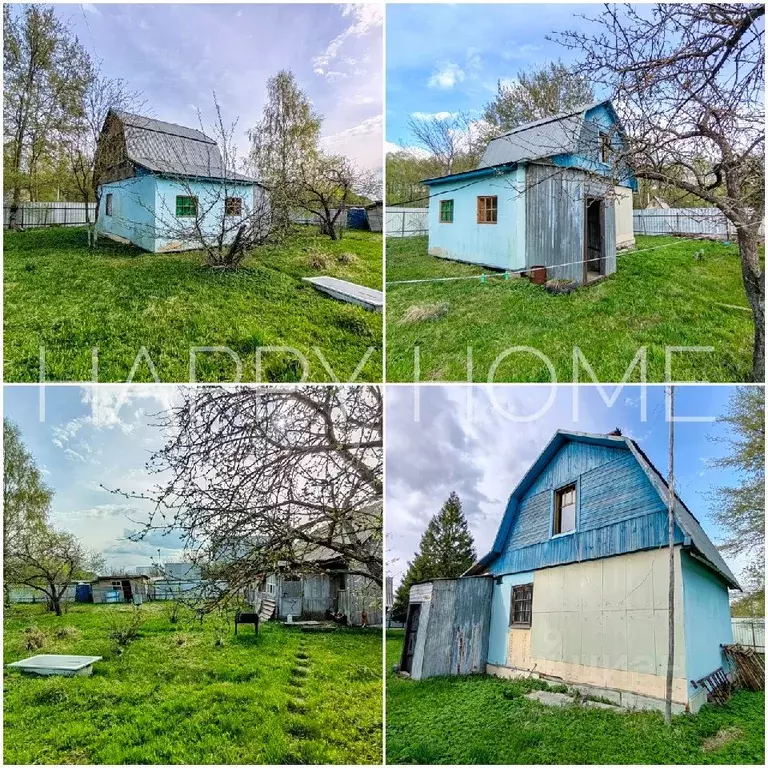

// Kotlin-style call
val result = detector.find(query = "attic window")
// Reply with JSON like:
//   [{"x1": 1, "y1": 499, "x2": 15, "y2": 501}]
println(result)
[
  {"x1": 477, "y1": 196, "x2": 497, "y2": 224},
  {"x1": 176, "y1": 195, "x2": 198, "y2": 218},
  {"x1": 225, "y1": 197, "x2": 243, "y2": 216},
  {"x1": 599, "y1": 132, "x2": 611, "y2": 163},
  {"x1": 439, "y1": 199, "x2": 454, "y2": 223},
  {"x1": 553, "y1": 483, "x2": 577, "y2": 535},
  {"x1": 510, "y1": 583, "x2": 533, "y2": 627}
]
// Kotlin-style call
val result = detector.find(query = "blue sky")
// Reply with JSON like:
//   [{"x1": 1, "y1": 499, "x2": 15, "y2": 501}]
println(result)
[
  {"x1": 4, "y1": 385, "x2": 185, "y2": 572},
  {"x1": 42, "y1": 3, "x2": 383, "y2": 169},
  {"x1": 386, "y1": 385, "x2": 755, "y2": 589},
  {"x1": 385, "y1": 3, "x2": 610, "y2": 150}
]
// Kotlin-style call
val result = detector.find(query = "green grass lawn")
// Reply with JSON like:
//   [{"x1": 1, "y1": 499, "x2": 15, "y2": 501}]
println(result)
[
  {"x1": 4, "y1": 226, "x2": 382, "y2": 382},
  {"x1": 385, "y1": 631, "x2": 764, "y2": 765},
  {"x1": 385, "y1": 236, "x2": 758, "y2": 382},
  {"x1": 4, "y1": 603, "x2": 382, "y2": 764}
]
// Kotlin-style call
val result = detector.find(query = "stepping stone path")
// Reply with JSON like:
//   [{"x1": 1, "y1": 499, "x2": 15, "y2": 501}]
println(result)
[{"x1": 284, "y1": 639, "x2": 313, "y2": 741}]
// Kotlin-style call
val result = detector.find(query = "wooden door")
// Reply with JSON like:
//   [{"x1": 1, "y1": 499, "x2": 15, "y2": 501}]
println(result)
[
  {"x1": 585, "y1": 198, "x2": 603, "y2": 278},
  {"x1": 401, "y1": 603, "x2": 421, "y2": 673}
]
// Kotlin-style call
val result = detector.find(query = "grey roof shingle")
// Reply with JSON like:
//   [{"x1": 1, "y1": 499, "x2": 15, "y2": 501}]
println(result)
[
  {"x1": 114, "y1": 110, "x2": 257, "y2": 183},
  {"x1": 477, "y1": 101, "x2": 605, "y2": 169}
]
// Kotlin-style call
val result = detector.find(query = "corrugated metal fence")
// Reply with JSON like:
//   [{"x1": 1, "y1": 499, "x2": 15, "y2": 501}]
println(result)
[
  {"x1": 387, "y1": 207, "x2": 428, "y2": 237},
  {"x1": 4, "y1": 202, "x2": 96, "y2": 229},
  {"x1": 634, "y1": 208, "x2": 739, "y2": 238},
  {"x1": 732, "y1": 618, "x2": 765, "y2": 652}
]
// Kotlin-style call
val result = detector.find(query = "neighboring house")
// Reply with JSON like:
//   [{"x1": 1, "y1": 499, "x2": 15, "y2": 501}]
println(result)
[
  {"x1": 94, "y1": 110, "x2": 267, "y2": 253},
  {"x1": 252, "y1": 502, "x2": 383, "y2": 626},
  {"x1": 422, "y1": 101, "x2": 637, "y2": 284},
  {"x1": 91, "y1": 574, "x2": 152, "y2": 604},
  {"x1": 402, "y1": 430, "x2": 738, "y2": 714}
]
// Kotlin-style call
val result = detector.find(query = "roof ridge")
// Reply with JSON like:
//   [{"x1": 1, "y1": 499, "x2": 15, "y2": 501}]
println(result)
[
  {"x1": 114, "y1": 110, "x2": 216, "y2": 144},
  {"x1": 490, "y1": 100, "x2": 607, "y2": 141}
]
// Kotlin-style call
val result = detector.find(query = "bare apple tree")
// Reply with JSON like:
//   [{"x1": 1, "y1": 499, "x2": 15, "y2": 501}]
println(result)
[
  {"x1": 145, "y1": 97, "x2": 274, "y2": 268},
  {"x1": 557, "y1": 3, "x2": 765, "y2": 380},
  {"x1": 297, "y1": 153, "x2": 380, "y2": 240},
  {"x1": 112, "y1": 386, "x2": 383, "y2": 611}
]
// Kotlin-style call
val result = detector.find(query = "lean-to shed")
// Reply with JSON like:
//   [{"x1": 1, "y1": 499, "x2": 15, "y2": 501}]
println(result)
[{"x1": 422, "y1": 101, "x2": 637, "y2": 285}]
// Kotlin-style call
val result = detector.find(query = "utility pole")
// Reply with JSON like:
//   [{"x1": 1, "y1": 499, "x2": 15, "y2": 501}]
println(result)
[{"x1": 665, "y1": 384, "x2": 675, "y2": 725}]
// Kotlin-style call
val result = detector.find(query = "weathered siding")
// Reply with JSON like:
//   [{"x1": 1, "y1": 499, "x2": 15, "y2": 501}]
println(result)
[
  {"x1": 427, "y1": 168, "x2": 526, "y2": 271},
  {"x1": 615, "y1": 186, "x2": 635, "y2": 249},
  {"x1": 524, "y1": 164, "x2": 584, "y2": 282},
  {"x1": 487, "y1": 571, "x2": 535, "y2": 665},
  {"x1": 407, "y1": 577, "x2": 492, "y2": 680},
  {"x1": 494, "y1": 442, "x2": 675, "y2": 576}
]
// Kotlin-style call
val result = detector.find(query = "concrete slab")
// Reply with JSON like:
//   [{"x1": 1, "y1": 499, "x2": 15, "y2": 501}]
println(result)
[
  {"x1": 302, "y1": 276, "x2": 383, "y2": 312},
  {"x1": 525, "y1": 690, "x2": 575, "y2": 707},
  {"x1": 6, "y1": 654, "x2": 102, "y2": 677}
]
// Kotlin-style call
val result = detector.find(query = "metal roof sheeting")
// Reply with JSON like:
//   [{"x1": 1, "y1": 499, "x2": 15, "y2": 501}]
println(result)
[{"x1": 114, "y1": 110, "x2": 258, "y2": 183}]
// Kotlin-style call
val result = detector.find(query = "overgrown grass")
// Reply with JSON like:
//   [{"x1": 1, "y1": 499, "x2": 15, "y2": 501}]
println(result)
[
  {"x1": 4, "y1": 603, "x2": 382, "y2": 764},
  {"x1": 385, "y1": 631, "x2": 764, "y2": 765},
  {"x1": 385, "y1": 236, "x2": 759, "y2": 382},
  {"x1": 4, "y1": 226, "x2": 382, "y2": 382}
]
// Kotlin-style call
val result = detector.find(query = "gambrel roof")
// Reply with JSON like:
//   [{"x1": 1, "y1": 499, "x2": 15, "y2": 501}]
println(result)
[
  {"x1": 477, "y1": 101, "x2": 618, "y2": 168},
  {"x1": 467, "y1": 430, "x2": 740, "y2": 589},
  {"x1": 103, "y1": 110, "x2": 257, "y2": 183}
]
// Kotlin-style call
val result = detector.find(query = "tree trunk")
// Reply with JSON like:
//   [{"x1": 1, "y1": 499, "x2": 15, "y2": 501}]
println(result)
[
  {"x1": 737, "y1": 228, "x2": 765, "y2": 382},
  {"x1": 51, "y1": 595, "x2": 62, "y2": 616}
]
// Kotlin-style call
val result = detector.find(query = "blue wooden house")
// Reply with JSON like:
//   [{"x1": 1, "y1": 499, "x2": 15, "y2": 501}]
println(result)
[
  {"x1": 94, "y1": 111, "x2": 266, "y2": 253},
  {"x1": 421, "y1": 101, "x2": 637, "y2": 284},
  {"x1": 402, "y1": 430, "x2": 739, "y2": 714}
]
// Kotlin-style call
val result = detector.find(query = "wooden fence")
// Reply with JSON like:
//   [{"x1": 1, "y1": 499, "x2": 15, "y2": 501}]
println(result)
[{"x1": 4, "y1": 201, "x2": 97, "y2": 229}]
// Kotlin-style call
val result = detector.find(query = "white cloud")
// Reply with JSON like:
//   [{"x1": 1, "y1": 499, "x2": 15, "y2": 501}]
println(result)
[
  {"x1": 81, "y1": 3, "x2": 100, "y2": 15},
  {"x1": 385, "y1": 141, "x2": 431, "y2": 159},
  {"x1": 313, "y1": 3, "x2": 383, "y2": 80},
  {"x1": 321, "y1": 115, "x2": 383, "y2": 170},
  {"x1": 411, "y1": 111, "x2": 458, "y2": 121},
  {"x1": 427, "y1": 62, "x2": 465, "y2": 89}
]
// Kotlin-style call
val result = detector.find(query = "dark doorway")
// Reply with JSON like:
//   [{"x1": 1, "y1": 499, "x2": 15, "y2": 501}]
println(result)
[
  {"x1": 121, "y1": 579, "x2": 133, "y2": 603},
  {"x1": 400, "y1": 603, "x2": 421, "y2": 674},
  {"x1": 584, "y1": 197, "x2": 604, "y2": 282}
]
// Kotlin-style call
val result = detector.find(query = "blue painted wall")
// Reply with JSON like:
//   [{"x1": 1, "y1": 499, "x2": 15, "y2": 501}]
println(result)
[
  {"x1": 489, "y1": 441, "x2": 684, "y2": 576},
  {"x1": 153, "y1": 177, "x2": 256, "y2": 253},
  {"x1": 427, "y1": 166, "x2": 526, "y2": 270},
  {"x1": 487, "y1": 571, "x2": 534, "y2": 665},
  {"x1": 682, "y1": 551, "x2": 733, "y2": 689},
  {"x1": 97, "y1": 174, "x2": 257, "y2": 253},
  {"x1": 97, "y1": 174, "x2": 157, "y2": 251}
]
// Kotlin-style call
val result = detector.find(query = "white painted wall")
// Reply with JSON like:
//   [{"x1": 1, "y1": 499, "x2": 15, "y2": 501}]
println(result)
[{"x1": 615, "y1": 186, "x2": 635, "y2": 249}]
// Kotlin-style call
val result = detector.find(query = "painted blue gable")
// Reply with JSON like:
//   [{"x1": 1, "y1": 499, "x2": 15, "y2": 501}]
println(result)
[
  {"x1": 551, "y1": 103, "x2": 637, "y2": 190},
  {"x1": 486, "y1": 436, "x2": 685, "y2": 576}
]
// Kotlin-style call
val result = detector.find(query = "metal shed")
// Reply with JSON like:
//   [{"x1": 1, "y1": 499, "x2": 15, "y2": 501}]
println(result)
[{"x1": 400, "y1": 576, "x2": 493, "y2": 681}]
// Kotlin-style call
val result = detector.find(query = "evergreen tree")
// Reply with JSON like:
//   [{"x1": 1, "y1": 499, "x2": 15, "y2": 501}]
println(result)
[{"x1": 391, "y1": 491, "x2": 476, "y2": 622}]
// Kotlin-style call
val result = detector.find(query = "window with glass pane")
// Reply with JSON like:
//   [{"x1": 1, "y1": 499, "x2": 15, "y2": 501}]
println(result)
[
  {"x1": 440, "y1": 199, "x2": 454, "y2": 223},
  {"x1": 105, "y1": 193, "x2": 113, "y2": 216},
  {"x1": 554, "y1": 483, "x2": 577, "y2": 534},
  {"x1": 477, "y1": 195, "x2": 497, "y2": 224},
  {"x1": 510, "y1": 583, "x2": 533, "y2": 627},
  {"x1": 176, "y1": 195, "x2": 198, "y2": 217}
]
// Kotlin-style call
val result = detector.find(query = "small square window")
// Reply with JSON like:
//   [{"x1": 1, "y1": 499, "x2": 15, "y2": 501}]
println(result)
[
  {"x1": 477, "y1": 196, "x2": 497, "y2": 224},
  {"x1": 510, "y1": 583, "x2": 533, "y2": 627},
  {"x1": 554, "y1": 483, "x2": 577, "y2": 535},
  {"x1": 225, "y1": 197, "x2": 243, "y2": 216},
  {"x1": 176, "y1": 195, "x2": 198, "y2": 218},
  {"x1": 439, "y1": 199, "x2": 454, "y2": 223},
  {"x1": 105, "y1": 193, "x2": 113, "y2": 216}
]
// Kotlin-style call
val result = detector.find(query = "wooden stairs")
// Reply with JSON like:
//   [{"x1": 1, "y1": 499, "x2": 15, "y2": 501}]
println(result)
[{"x1": 257, "y1": 596, "x2": 276, "y2": 623}]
